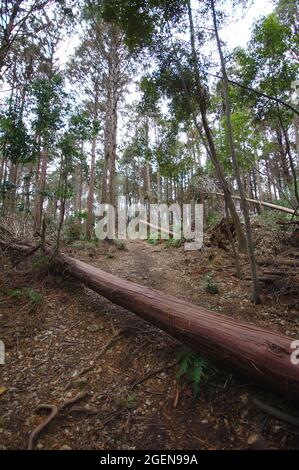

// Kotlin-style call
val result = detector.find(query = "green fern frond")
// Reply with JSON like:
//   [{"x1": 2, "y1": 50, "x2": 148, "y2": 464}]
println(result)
[{"x1": 176, "y1": 348, "x2": 217, "y2": 397}]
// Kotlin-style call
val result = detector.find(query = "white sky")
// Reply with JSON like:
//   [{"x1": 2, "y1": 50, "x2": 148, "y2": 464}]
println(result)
[{"x1": 221, "y1": 0, "x2": 275, "y2": 49}]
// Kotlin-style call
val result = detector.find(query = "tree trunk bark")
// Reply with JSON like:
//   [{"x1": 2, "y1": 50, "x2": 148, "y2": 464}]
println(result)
[
  {"x1": 255, "y1": 159, "x2": 263, "y2": 213},
  {"x1": 24, "y1": 161, "x2": 34, "y2": 212},
  {"x1": 294, "y1": 116, "x2": 299, "y2": 165},
  {"x1": 34, "y1": 146, "x2": 48, "y2": 234},
  {"x1": 102, "y1": 28, "x2": 121, "y2": 206},
  {"x1": 86, "y1": 135, "x2": 97, "y2": 240}
]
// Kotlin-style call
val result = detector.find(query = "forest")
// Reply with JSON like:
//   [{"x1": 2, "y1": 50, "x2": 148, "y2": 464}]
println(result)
[{"x1": 0, "y1": 0, "x2": 299, "y2": 453}]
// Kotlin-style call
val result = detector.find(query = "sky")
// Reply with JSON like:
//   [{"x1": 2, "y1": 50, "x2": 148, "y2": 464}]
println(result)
[{"x1": 221, "y1": 0, "x2": 274, "y2": 49}]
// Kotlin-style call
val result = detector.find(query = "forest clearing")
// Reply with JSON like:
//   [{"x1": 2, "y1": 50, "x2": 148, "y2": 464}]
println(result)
[{"x1": 0, "y1": 0, "x2": 299, "y2": 455}]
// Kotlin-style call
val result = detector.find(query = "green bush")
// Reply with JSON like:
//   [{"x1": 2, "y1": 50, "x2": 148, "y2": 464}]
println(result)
[
  {"x1": 202, "y1": 274, "x2": 219, "y2": 294},
  {"x1": 65, "y1": 218, "x2": 83, "y2": 243}
]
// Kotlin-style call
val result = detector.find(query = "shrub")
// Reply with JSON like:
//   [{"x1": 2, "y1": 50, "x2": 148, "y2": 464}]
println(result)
[{"x1": 202, "y1": 274, "x2": 219, "y2": 294}]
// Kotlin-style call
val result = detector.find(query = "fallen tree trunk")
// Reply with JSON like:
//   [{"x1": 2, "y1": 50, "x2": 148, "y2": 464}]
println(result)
[
  {"x1": 58, "y1": 252, "x2": 299, "y2": 402},
  {"x1": 139, "y1": 219, "x2": 175, "y2": 237},
  {"x1": 1, "y1": 221, "x2": 298, "y2": 402},
  {"x1": 210, "y1": 192, "x2": 297, "y2": 216},
  {"x1": 257, "y1": 258, "x2": 299, "y2": 268}
]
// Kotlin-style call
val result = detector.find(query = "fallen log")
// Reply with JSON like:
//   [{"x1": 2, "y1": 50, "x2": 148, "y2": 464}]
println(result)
[
  {"x1": 257, "y1": 258, "x2": 298, "y2": 268},
  {"x1": 1, "y1": 226, "x2": 298, "y2": 402},
  {"x1": 57, "y1": 252, "x2": 299, "y2": 402},
  {"x1": 139, "y1": 219, "x2": 175, "y2": 237},
  {"x1": 276, "y1": 220, "x2": 299, "y2": 226},
  {"x1": 210, "y1": 192, "x2": 297, "y2": 216}
]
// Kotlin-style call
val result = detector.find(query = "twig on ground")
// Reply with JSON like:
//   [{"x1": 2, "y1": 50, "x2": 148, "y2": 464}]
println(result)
[
  {"x1": 27, "y1": 391, "x2": 88, "y2": 450},
  {"x1": 252, "y1": 397, "x2": 299, "y2": 427},
  {"x1": 130, "y1": 360, "x2": 178, "y2": 390},
  {"x1": 28, "y1": 405, "x2": 58, "y2": 450},
  {"x1": 173, "y1": 384, "x2": 180, "y2": 408},
  {"x1": 77, "y1": 328, "x2": 128, "y2": 377}
]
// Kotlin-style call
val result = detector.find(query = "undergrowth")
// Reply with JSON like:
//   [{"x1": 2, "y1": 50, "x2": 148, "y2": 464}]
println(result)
[
  {"x1": 202, "y1": 274, "x2": 219, "y2": 294},
  {"x1": 176, "y1": 348, "x2": 217, "y2": 397},
  {"x1": 7, "y1": 287, "x2": 43, "y2": 305}
]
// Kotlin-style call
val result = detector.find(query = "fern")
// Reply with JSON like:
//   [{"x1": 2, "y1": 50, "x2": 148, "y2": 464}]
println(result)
[
  {"x1": 24, "y1": 288, "x2": 43, "y2": 305},
  {"x1": 7, "y1": 289, "x2": 23, "y2": 300},
  {"x1": 176, "y1": 348, "x2": 217, "y2": 397}
]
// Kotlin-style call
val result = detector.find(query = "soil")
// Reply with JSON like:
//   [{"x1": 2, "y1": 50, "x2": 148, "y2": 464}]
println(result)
[{"x1": 0, "y1": 234, "x2": 299, "y2": 450}]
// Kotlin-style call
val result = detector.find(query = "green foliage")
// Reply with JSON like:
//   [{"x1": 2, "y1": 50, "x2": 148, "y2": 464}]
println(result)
[
  {"x1": 65, "y1": 217, "x2": 84, "y2": 243},
  {"x1": 176, "y1": 348, "x2": 217, "y2": 397},
  {"x1": 215, "y1": 109, "x2": 259, "y2": 173},
  {"x1": 118, "y1": 393, "x2": 138, "y2": 410},
  {"x1": 101, "y1": 0, "x2": 187, "y2": 51},
  {"x1": 0, "y1": 109, "x2": 32, "y2": 165},
  {"x1": 166, "y1": 238, "x2": 182, "y2": 248},
  {"x1": 233, "y1": 10, "x2": 298, "y2": 119},
  {"x1": 30, "y1": 73, "x2": 67, "y2": 144},
  {"x1": 7, "y1": 289, "x2": 23, "y2": 300},
  {"x1": 147, "y1": 236, "x2": 159, "y2": 246},
  {"x1": 202, "y1": 274, "x2": 219, "y2": 295},
  {"x1": 206, "y1": 212, "x2": 222, "y2": 228},
  {"x1": 25, "y1": 288, "x2": 43, "y2": 305},
  {"x1": 7, "y1": 288, "x2": 43, "y2": 305},
  {"x1": 257, "y1": 204, "x2": 290, "y2": 227}
]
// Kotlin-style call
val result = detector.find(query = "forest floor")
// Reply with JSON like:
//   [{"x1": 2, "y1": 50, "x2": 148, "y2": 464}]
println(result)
[{"x1": 0, "y1": 223, "x2": 299, "y2": 450}]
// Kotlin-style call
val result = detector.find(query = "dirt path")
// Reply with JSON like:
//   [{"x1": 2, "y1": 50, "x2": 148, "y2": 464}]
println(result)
[
  {"x1": 103, "y1": 240, "x2": 192, "y2": 295},
  {"x1": 0, "y1": 240, "x2": 299, "y2": 450}
]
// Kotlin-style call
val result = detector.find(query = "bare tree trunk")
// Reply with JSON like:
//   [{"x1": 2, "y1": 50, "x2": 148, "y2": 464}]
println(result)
[
  {"x1": 77, "y1": 162, "x2": 83, "y2": 215},
  {"x1": 211, "y1": 0, "x2": 260, "y2": 303},
  {"x1": 294, "y1": 116, "x2": 299, "y2": 165},
  {"x1": 255, "y1": 160, "x2": 263, "y2": 213},
  {"x1": 276, "y1": 126, "x2": 291, "y2": 187},
  {"x1": 102, "y1": 27, "x2": 121, "y2": 206},
  {"x1": 86, "y1": 135, "x2": 97, "y2": 240},
  {"x1": 56, "y1": 157, "x2": 68, "y2": 252},
  {"x1": 24, "y1": 161, "x2": 34, "y2": 212},
  {"x1": 137, "y1": 156, "x2": 144, "y2": 204},
  {"x1": 265, "y1": 157, "x2": 273, "y2": 201},
  {"x1": 34, "y1": 146, "x2": 48, "y2": 234},
  {"x1": 146, "y1": 160, "x2": 152, "y2": 204},
  {"x1": 157, "y1": 171, "x2": 162, "y2": 203},
  {"x1": 278, "y1": 117, "x2": 299, "y2": 207},
  {"x1": 6, "y1": 161, "x2": 18, "y2": 212}
]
